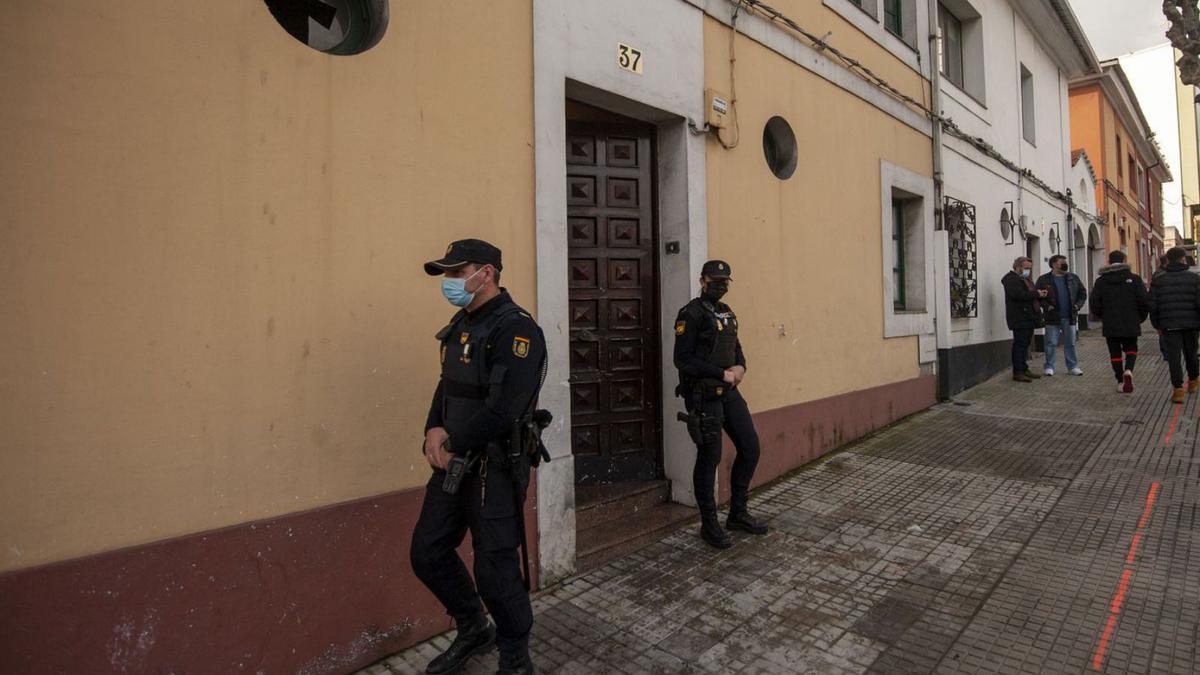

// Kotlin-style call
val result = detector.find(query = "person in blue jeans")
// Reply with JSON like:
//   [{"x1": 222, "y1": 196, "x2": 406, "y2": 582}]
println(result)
[{"x1": 1035, "y1": 254, "x2": 1088, "y2": 376}]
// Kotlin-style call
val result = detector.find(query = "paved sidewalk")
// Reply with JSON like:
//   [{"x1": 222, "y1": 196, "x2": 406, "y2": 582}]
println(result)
[{"x1": 362, "y1": 330, "x2": 1200, "y2": 674}]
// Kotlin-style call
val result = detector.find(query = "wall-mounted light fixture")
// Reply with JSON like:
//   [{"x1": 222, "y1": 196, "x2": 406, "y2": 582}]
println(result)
[{"x1": 1001, "y1": 201, "x2": 1016, "y2": 245}]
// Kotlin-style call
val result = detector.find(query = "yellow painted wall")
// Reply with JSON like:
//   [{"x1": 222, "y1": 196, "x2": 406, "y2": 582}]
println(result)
[
  {"x1": 740, "y1": 0, "x2": 929, "y2": 107},
  {"x1": 702, "y1": 16, "x2": 931, "y2": 412},
  {"x1": 0, "y1": 1, "x2": 534, "y2": 572}
]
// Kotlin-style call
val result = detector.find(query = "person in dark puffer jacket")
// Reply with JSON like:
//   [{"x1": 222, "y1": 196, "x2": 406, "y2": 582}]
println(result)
[
  {"x1": 1090, "y1": 250, "x2": 1150, "y2": 393},
  {"x1": 1149, "y1": 246, "x2": 1200, "y2": 403}
]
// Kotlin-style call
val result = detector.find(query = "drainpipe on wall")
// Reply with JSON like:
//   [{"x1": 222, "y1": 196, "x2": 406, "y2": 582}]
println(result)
[
  {"x1": 927, "y1": 0, "x2": 945, "y2": 230},
  {"x1": 928, "y1": 0, "x2": 952, "y2": 400}
]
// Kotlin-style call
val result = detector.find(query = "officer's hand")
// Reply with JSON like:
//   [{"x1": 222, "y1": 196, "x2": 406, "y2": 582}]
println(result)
[
  {"x1": 730, "y1": 365, "x2": 746, "y2": 385},
  {"x1": 424, "y1": 427, "x2": 450, "y2": 469},
  {"x1": 722, "y1": 369, "x2": 737, "y2": 385},
  {"x1": 428, "y1": 443, "x2": 452, "y2": 471}
]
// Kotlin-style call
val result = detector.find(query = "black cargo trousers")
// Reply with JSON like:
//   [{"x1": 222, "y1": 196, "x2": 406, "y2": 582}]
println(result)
[
  {"x1": 687, "y1": 387, "x2": 761, "y2": 513},
  {"x1": 409, "y1": 458, "x2": 531, "y2": 653}
]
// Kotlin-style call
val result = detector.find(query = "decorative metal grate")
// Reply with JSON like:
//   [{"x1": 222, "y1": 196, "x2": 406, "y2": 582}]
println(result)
[{"x1": 945, "y1": 197, "x2": 978, "y2": 318}]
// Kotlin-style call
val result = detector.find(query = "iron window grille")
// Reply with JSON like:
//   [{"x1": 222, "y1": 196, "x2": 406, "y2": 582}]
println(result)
[{"x1": 945, "y1": 197, "x2": 978, "y2": 318}]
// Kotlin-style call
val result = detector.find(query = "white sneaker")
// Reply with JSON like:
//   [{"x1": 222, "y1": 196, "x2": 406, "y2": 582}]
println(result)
[
  {"x1": 1118, "y1": 381, "x2": 1126, "y2": 392},
  {"x1": 1069, "y1": 368, "x2": 1084, "y2": 376},
  {"x1": 1044, "y1": 368, "x2": 1055, "y2": 376}
]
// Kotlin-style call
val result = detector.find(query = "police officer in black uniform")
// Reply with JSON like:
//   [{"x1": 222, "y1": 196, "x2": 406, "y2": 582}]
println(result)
[
  {"x1": 674, "y1": 260, "x2": 767, "y2": 549},
  {"x1": 411, "y1": 239, "x2": 545, "y2": 675}
]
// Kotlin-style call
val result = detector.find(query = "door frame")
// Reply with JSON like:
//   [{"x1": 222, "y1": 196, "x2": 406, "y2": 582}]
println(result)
[{"x1": 533, "y1": 0, "x2": 708, "y2": 584}]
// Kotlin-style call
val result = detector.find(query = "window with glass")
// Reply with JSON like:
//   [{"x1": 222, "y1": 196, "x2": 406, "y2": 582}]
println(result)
[
  {"x1": 892, "y1": 198, "x2": 906, "y2": 310},
  {"x1": 884, "y1": 0, "x2": 904, "y2": 37},
  {"x1": 1020, "y1": 65, "x2": 1035, "y2": 145},
  {"x1": 938, "y1": 4, "x2": 964, "y2": 89}
]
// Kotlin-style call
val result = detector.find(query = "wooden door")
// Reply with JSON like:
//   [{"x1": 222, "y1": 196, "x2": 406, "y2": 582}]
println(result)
[{"x1": 565, "y1": 121, "x2": 660, "y2": 485}]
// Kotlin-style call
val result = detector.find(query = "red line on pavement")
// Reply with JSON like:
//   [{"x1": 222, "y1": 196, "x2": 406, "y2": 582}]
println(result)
[
  {"x1": 1125, "y1": 533, "x2": 1143, "y2": 565},
  {"x1": 1109, "y1": 569, "x2": 1133, "y2": 613},
  {"x1": 1138, "y1": 483, "x2": 1161, "y2": 530},
  {"x1": 1090, "y1": 482, "x2": 1163, "y2": 671},
  {"x1": 1163, "y1": 405, "x2": 1182, "y2": 445},
  {"x1": 1092, "y1": 615, "x2": 1120, "y2": 671}
]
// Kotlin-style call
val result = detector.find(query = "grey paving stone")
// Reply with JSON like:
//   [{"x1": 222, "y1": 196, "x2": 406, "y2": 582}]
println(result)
[{"x1": 359, "y1": 333, "x2": 1198, "y2": 674}]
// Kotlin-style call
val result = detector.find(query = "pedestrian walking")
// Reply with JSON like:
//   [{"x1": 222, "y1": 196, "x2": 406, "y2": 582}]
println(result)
[
  {"x1": 1035, "y1": 254, "x2": 1087, "y2": 376},
  {"x1": 1154, "y1": 254, "x2": 1169, "y2": 362},
  {"x1": 1149, "y1": 246, "x2": 1200, "y2": 404},
  {"x1": 412, "y1": 239, "x2": 546, "y2": 675},
  {"x1": 1002, "y1": 256, "x2": 1048, "y2": 383},
  {"x1": 673, "y1": 260, "x2": 767, "y2": 549},
  {"x1": 1090, "y1": 250, "x2": 1150, "y2": 393}
]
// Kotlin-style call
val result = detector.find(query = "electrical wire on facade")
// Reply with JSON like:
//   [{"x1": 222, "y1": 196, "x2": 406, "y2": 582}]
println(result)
[
  {"x1": 719, "y1": 2, "x2": 742, "y2": 149},
  {"x1": 727, "y1": 0, "x2": 1076, "y2": 210}
]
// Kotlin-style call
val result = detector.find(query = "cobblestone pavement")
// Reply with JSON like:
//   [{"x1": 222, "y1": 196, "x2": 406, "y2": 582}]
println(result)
[{"x1": 362, "y1": 331, "x2": 1200, "y2": 674}]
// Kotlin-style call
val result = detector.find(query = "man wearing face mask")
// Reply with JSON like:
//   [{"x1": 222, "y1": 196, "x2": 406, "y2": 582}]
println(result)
[
  {"x1": 1034, "y1": 254, "x2": 1087, "y2": 376},
  {"x1": 411, "y1": 239, "x2": 545, "y2": 675},
  {"x1": 1002, "y1": 256, "x2": 1049, "y2": 383},
  {"x1": 673, "y1": 260, "x2": 765, "y2": 549}
]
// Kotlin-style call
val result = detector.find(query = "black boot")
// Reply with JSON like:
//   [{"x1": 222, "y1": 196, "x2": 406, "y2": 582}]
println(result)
[
  {"x1": 727, "y1": 505, "x2": 768, "y2": 535},
  {"x1": 496, "y1": 641, "x2": 536, "y2": 675},
  {"x1": 426, "y1": 615, "x2": 495, "y2": 675},
  {"x1": 700, "y1": 509, "x2": 732, "y2": 549}
]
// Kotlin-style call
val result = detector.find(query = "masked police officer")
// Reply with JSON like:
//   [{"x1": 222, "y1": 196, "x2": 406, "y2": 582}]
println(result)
[
  {"x1": 674, "y1": 260, "x2": 767, "y2": 549},
  {"x1": 411, "y1": 239, "x2": 545, "y2": 675}
]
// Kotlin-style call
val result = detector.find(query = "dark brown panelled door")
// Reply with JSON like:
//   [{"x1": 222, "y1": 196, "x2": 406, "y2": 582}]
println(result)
[{"x1": 565, "y1": 121, "x2": 660, "y2": 485}]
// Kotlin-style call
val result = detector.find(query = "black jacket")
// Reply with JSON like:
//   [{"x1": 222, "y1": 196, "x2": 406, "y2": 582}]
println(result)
[
  {"x1": 673, "y1": 296, "x2": 746, "y2": 382},
  {"x1": 1002, "y1": 270, "x2": 1043, "y2": 330},
  {"x1": 1150, "y1": 262, "x2": 1200, "y2": 331},
  {"x1": 1034, "y1": 271, "x2": 1087, "y2": 324},
  {"x1": 1090, "y1": 264, "x2": 1149, "y2": 337}
]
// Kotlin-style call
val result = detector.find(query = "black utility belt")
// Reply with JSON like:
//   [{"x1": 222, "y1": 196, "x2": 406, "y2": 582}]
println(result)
[{"x1": 681, "y1": 379, "x2": 732, "y2": 400}]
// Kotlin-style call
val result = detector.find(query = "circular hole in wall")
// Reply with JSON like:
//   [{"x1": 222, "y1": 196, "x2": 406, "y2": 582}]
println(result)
[
  {"x1": 762, "y1": 116, "x2": 798, "y2": 180},
  {"x1": 264, "y1": 0, "x2": 388, "y2": 55}
]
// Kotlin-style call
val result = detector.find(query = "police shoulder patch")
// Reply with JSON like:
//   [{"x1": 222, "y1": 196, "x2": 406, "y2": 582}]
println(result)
[
  {"x1": 513, "y1": 336, "x2": 531, "y2": 358},
  {"x1": 675, "y1": 321, "x2": 687, "y2": 335}
]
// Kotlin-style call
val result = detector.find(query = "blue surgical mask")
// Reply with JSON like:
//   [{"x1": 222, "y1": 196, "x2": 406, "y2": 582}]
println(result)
[
  {"x1": 1021, "y1": 269, "x2": 1031, "y2": 278},
  {"x1": 442, "y1": 267, "x2": 485, "y2": 307}
]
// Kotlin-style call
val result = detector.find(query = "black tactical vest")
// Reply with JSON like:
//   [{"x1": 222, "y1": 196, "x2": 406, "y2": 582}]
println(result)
[
  {"x1": 436, "y1": 300, "x2": 526, "y2": 429},
  {"x1": 701, "y1": 300, "x2": 739, "y2": 370}
]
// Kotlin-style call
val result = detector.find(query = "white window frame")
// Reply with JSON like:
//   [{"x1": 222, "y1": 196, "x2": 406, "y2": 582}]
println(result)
[
  {"x1": 1020, "y1": 63, "x2": 1036, "y2": 146},
  {"x1": 880, "y1": 160, "x2": 935, "y2": 337},
  {"x1": 937, "y1": 0, "x2": 986, "y2": 105}
]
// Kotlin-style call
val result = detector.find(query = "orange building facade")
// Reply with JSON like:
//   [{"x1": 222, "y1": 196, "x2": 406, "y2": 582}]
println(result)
[{"x1": 1069, "y1": 61, "x2": 1171, "y2": 275}]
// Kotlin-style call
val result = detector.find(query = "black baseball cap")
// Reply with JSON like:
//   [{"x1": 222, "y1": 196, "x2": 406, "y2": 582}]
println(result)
[
  {"x1": 701, "y1": 260, "x2": 732, "y2": 279},
  {"x1": 424, "y1": 239, "x2": 503, "y2": 276}
]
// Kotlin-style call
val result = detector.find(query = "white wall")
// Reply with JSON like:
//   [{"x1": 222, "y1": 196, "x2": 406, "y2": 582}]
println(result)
[
  {"x1": 938, "y1": 0, "x2": 1073, "y2": 348},
  {"x1": 1121, "y1": 44, "x2": 1183, "y2": 230}
]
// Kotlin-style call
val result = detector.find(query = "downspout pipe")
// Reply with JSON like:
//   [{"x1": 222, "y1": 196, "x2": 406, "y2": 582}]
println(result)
[
  {"x1": 928, "y1": 0, "x2": 944, "y2": 230},
  {"x1": 928, "y1": 0, "x2": 950, "y2": 399}
]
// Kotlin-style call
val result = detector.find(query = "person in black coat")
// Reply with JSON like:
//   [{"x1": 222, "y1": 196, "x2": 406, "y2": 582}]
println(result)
[
  {"x1": 1090, "y1": 250, "x2": 1150, "y2": 393},
  {"x1": 1149, "y1": 246, "x2": 1200, "y2": 402},
  {"x1": 1034, "y1": 254, "x2": 1088, "y2": 376},
  {"x1": 1002, "y1": 256, "x2": 1048, "y2": 382}
]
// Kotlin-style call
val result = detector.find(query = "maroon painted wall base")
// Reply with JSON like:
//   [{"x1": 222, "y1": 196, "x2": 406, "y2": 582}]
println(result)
[
  {"x1": 0, "y1": 477, "x2": 538, "y2": 675},
  {"x1": 720, "y1": 374, "x2": 938, "y2": 502}
]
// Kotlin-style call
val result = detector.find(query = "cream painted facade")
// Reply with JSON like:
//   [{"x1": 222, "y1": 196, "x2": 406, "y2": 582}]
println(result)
[
  {"x1": 700, "y1": 17, "x2": 933, "y2": 409},
  {"x1": 2, "y1": 0, "x2": 943, "y2": 585},
  {"x1": 1, "y1": 1, "x2": 535, "y2": 572}
]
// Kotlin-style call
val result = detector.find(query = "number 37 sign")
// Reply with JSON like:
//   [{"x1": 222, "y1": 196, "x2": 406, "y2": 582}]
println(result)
[{"x1": 617, "y1": 43, "x2": 644, "y2": 75}]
